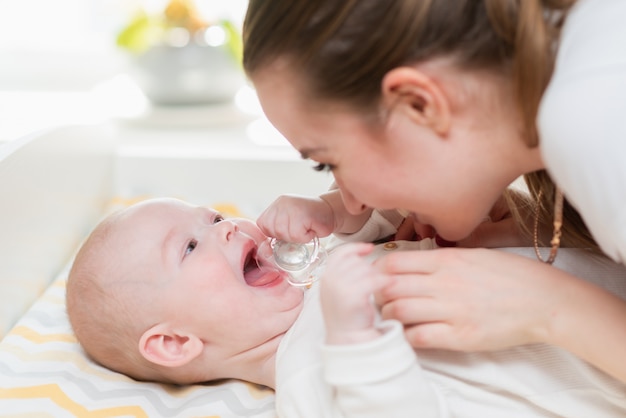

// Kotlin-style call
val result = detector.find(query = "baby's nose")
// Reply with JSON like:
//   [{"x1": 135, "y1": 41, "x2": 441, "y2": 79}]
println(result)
[{"x1": 216, "y1": 219, "x2": 239, "y2": 241}]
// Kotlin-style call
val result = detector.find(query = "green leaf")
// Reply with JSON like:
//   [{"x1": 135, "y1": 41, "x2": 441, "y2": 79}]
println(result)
[
  {"x1": 116, "y1": 13, "x2": 165, "y2": 54},
  {"x1": 221, "y1": 19, "x2": 243, "y2": 68}
]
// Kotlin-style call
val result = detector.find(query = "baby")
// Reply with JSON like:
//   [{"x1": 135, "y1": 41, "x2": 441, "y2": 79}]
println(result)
[{"x1": 67, "y1": 196, "x2": 626, "y2": 418}]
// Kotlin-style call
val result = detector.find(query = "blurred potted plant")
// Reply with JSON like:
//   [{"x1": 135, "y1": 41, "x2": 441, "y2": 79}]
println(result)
[{"x1": 116, "y1": 0, "x2": 244, "y2": 105}]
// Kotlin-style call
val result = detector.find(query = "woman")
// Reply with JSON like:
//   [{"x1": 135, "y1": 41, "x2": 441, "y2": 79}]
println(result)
[{"x1": 241, "y1": 0, "x2": 626, "y2": 383}]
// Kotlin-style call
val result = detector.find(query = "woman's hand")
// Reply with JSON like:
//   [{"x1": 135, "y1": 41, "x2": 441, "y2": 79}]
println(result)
[
  {"x1": 375, "y1": 246, "x2": 626, "y2": 384},
  {"x1": 321, "y1": 243, "x2": 392, "y2": 345},
  {"x1": 374, "y1": 248, "x2": 568, "y2": 351},
  {"x1": 256, "y1": 194, "x2": 336, "y2": 243}
]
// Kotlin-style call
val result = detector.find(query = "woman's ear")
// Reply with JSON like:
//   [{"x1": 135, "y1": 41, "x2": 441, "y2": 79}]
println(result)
[
  {"x1": 138, "y1": 324, "x2": 203, "y2": 368},
  {"x1": 381, "y1": 67, "x2": 451, "y2": 136}
]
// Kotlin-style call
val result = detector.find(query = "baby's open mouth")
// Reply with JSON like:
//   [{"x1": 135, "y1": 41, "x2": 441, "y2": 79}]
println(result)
[
  {"x1": 242, "y1": 247, "x2": 282, "y2": 287},
  {"x1": 243, "y1": 248, "x2": 258, "y2": 275}
]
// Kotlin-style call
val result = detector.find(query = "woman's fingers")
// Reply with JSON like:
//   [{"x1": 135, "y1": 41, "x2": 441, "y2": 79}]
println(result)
[
  {"x1": 394, "y1": 218, "x2": 419, "y2": 241},
  {"x1": 374, "y1": 247, "x2": 450, "y2": 275},
  {"x1": 394, "y1": 217, "x2": 435, "y2": 241},
  {"x1": 375, "y1": 248, "x2": 573, "y2": 351},
  {"x1": 403, "y1": 322, "x2": 458, "y2": 349},
  {"x1": 378, "y1": 294, "x2": 443, "y2": 323},
  {"x1": 376, "y1": 290, "x2": 468, "y2": 350}
]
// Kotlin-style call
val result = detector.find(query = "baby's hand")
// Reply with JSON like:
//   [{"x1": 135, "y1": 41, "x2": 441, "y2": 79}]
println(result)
[
  {"x1": 320, "y1": 243, "x2": 392, "y2": 345},
  {"x1": 257, "y1": 194, "x2": 335, "y2": 243}
]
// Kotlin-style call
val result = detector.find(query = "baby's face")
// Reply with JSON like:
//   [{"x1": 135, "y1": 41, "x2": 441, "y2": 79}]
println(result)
[{"x1": 112, "y1": 198, "x2": 305, "y2": 365}]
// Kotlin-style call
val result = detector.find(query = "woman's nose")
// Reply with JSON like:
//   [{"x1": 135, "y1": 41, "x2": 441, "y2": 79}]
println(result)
[{"x1": 340, "y1": 189, "x2": 369, "y2": 215}]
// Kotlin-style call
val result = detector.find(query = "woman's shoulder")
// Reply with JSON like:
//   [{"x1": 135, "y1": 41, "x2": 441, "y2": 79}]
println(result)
[
  {"x1": 555, "y1": 0, "x2": 626, "y2": 74},
  {"x1": 537, "y1": 0, "x2": 626, "y2": 264},
  {"x1": 543, "y1": 0, "x2": 626, "y2": 112},
  {"x1": 542, "y1": 0, "x2": 626, "y2": 122}
]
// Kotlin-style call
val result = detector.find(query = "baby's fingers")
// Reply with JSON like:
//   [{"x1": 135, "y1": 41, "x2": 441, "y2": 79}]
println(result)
[{"x1": 322, "y1": 243, "x2": 385, "y2": 296}]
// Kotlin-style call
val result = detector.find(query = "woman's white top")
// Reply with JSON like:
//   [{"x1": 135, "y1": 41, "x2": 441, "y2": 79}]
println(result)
[{"x1": 538, "y1": 0, "x2": 626, "y2": 263}]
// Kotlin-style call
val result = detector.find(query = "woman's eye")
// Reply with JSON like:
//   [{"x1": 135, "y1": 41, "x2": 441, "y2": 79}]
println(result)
[
  {"x1": 184, "y1": 239, "x2": 197, "y2": 257},
  {"x1": 312, "y1": 163, "x2": 333, "y2": 172}
]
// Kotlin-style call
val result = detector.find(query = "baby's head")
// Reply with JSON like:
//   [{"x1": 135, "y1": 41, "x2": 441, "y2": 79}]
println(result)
[{"x1": 66, "y1": 198, "x2": 304, "y2": 384}]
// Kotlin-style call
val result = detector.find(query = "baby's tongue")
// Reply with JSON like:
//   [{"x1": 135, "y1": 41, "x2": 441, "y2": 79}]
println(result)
[{"x1": 244, "y1": 266, "x2": 282, "y2": 287}]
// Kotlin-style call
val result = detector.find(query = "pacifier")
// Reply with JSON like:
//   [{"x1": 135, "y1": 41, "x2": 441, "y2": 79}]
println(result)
[{"x1": 256, "y1": 237, "x2": 327, "y2": 287}]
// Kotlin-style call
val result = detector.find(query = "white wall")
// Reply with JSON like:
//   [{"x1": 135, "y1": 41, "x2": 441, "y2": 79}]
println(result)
[{"x1": 0, "y1": 0, "x2": 250, "y2": 141}]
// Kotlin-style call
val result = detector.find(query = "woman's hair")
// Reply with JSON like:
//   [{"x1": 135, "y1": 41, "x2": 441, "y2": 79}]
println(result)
[{"x1": 243, "y1": 0, "x2": 599, "y2": 251}]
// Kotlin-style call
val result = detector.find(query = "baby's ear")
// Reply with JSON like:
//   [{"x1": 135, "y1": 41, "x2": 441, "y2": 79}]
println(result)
[{"x1": 138, "y1": 324, "x2": 203, "y2": 368}]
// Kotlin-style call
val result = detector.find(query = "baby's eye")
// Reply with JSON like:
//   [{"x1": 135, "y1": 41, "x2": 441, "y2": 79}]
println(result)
[
  {"x1": 213, "y1": 214, "x2": 225, "y2": 223},
  {"x1": 184, "y1": 239, "x2": 197, "y2": 257},
  {"x1": 312, "y1": 163, "x2": 334, "y2": 173}
]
